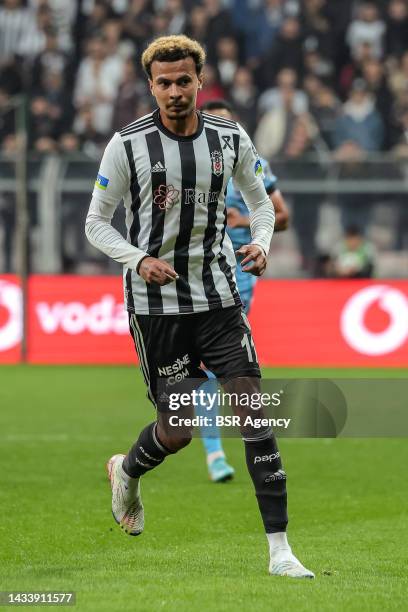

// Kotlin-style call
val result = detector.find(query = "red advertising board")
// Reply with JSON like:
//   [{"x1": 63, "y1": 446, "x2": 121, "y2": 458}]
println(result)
[
  {"x1": 0, "y1": 275, "x2": 407, "y2": 366},
  {"x1": 250, "y1": 280, "x2": 408, "y2": 367},
  {"x1": 27, "y1": 276, "x2": 135, "y2": 364},
  {"x1": 0, "y1": 276, "x2": 22, "y2": 364}
]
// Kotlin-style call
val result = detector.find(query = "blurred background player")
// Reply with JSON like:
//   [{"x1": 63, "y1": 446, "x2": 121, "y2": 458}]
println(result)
[
  {"x1": 205, "y1": 100, "x2": 290, "y2": 313},
  {"x1": 316, "y1": 224, "x2": 376, "y2": 279},
  {"x1": 196, "y1": 99, "x2": 290, "y2": 483},
  {"x1": 332, "y1": 224, "x2": 375, "y2": 278}
]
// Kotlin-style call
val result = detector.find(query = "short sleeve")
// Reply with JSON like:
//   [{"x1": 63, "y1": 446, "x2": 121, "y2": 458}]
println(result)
[{"x1": 92, "y1": 132, "x2": 130, "y2": 206}]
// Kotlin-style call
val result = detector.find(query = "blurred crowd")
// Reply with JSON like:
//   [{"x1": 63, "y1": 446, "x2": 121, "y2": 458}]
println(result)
[{"x1": 0, "y1": 0, "x2": 408, "y2": 160}]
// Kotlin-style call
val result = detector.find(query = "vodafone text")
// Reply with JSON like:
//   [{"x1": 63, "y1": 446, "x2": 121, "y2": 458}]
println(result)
[{"x1": 36, "y1": 295, "x2": 128, "y2": 335}]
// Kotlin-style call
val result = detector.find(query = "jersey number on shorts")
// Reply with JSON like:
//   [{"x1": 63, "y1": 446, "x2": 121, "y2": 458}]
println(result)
[{"x1": 241, "y1": 333, "x2": 258, "y2": 363}]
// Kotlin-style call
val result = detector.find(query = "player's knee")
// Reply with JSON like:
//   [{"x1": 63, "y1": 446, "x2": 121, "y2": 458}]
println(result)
[
  {"x1": 175, "y1": 434, "x2": 193, "y2": 451},
  {"x1": 159, "y1": 431, "x2": 193, "y2": 453},
  {"x1": 241, "y1": 427, "x2": 272, "y2": 443}
]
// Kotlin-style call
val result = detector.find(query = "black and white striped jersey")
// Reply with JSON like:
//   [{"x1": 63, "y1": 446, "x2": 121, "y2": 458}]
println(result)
[{"x1": 86, "y1": 108, "x2": 275, "y2": 315}]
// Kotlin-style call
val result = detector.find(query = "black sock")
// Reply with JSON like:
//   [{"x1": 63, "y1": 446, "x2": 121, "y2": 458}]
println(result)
[
  {"x1": 243, "y1": 430, "x2": 288, "y2": 533},
  {"x1": 122, "y1": 422, "x2": 173, "y2": 478}
]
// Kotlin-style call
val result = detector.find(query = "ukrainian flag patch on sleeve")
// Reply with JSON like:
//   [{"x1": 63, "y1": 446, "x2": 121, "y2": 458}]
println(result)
[
  {"x1": 254, "y1": 159, "x2": 264, "y2": 178},
  {"x1": 95, "y1": 174, "x2": 110, "y2": 190}
]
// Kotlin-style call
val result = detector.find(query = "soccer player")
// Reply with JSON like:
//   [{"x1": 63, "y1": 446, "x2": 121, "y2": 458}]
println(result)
[
  {"x1": 85, "y1": 35, "x2": 314, "y2": 579},
  {"x1": 197, "y1": 99, "x2": 290, "y2": 481}
]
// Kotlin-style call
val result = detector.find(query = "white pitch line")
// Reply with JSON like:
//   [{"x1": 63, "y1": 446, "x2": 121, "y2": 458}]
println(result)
[{"x1": 0, "y1": 434, "x2": 115, "y2": 442}]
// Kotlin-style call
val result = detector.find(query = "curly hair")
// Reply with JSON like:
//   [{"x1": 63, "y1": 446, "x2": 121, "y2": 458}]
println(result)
[{"x1": 141, "y1": 35, "x2": 206, "y2": 79}]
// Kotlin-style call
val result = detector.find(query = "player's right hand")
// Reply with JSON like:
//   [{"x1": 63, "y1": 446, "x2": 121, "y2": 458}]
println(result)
[
  {"x1": 138, "y1": 257, "x2": 179, "y2": 285},
  {"x1": 235, "y1": 244, "x2": 267, "y2": 276}
]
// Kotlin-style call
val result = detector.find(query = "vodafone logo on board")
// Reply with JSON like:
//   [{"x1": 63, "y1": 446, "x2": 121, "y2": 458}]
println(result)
[
  {"x1": 0, "y1": 280, "x2": 22, "y2": 351},
  {"x1": 340, "y1": 285, "x2": 408, "y2": 356},
  {"x1": 0, "y1": 281, "x2": 128, "y2": 353},
  {"x1": 35, "y1": 295, "x2": 128, "y2": 335}
]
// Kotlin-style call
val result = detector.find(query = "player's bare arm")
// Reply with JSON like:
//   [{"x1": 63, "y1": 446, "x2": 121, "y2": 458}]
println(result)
[
  {"x1": 271, "y1": 190, "x2": 290, "y2": 232},
  {"x1": 228, "y1": 190, "x2": 289, "y2": 232},
  {"x1": 227, "y1": 207, "x2": 250, "y2": 228}
]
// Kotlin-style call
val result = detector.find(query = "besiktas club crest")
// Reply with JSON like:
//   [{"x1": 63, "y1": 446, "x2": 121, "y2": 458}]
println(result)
[{"x1": 210, "y1": 150, "x2": 224, "y2": 177}]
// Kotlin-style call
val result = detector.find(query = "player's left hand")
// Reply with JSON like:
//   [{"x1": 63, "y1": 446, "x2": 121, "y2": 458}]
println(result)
[{"x1": 235, "y1": 244, "x2": 267, "y2": 276}]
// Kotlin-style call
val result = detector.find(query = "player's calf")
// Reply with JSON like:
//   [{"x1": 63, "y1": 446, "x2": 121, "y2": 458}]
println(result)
[
  {"x1": 122, "y1": 422, "x2": 175, "y2": 478},
  {"x1": 243, "y1": 427, "x2": 288, "y2": 533},
  {"x1": 156, "y1": 406, "x2": 195, "y2": 453}
]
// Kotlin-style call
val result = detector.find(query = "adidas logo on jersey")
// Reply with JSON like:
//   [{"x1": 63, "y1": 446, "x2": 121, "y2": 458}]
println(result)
[{"x1": 151, "y1": 161, "x2": 166, "y2": 173}]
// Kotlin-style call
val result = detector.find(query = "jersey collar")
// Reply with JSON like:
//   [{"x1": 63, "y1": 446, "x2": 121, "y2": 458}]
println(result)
[{"x1": 153, "y1": 108, "x2": 204, "y2": 142}]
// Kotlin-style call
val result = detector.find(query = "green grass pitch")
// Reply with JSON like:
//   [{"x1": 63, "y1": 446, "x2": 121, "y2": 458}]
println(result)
[{"x1": 0, "y1": 366, "x2": 407, "y2": 611}]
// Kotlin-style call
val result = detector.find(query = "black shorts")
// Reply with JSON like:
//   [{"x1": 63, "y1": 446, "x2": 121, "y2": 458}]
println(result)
[{"x1": 129, "y1": 305, "x2": 261, "y2": 408}]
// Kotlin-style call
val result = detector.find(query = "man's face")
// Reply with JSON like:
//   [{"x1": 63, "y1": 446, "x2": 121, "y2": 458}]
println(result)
[
  {"x1": 363, "y1": 60, "x2": 382, "y2": 82},
  {"x1": 89, "y1": 39, "x2": 105, "y2": 61},
  {"x1": 149, "y1": 57, "x2": 202, "y2": 120},
  {"x1": 278, "y1": 71, "x2": 296, "y2": 106},
  {"x1": 278, "y1": 69, "x2": 296, "y2": 90},
  {"x1": 351, "y1": 89, "x2": 367, "y2": 105},
  {"x1": 361, "y1": 3, "x2": 378, "y2": 22},
  {"x1": 345, "y1": 235, "x2": 362, "y2": 251},
  {"x1": 389, "y1": 0, "x2": 407, "y2": 20}
]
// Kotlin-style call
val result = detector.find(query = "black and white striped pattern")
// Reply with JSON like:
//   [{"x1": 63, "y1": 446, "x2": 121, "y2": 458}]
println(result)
[
  {"x1": 102, "y1": 109, "x2": 247, "y2": 315},
  {"x1": 201, "y1": 111, "x2": 238, "y2": 130},
  {"x1": 119, "y1": 115, "x2": 155, "y2": 138}
]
